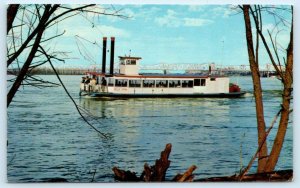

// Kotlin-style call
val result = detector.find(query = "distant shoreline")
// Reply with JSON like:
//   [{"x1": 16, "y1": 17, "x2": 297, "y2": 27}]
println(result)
[
  {"x1": 7, "y1": 68, "x2": 92, "y2": 76},
  {"x1": 7, "y1": 68, "x2": 276, "y2": 77}
]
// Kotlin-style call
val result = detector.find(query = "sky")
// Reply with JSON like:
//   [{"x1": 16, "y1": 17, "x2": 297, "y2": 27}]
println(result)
[{"x1": 7, "y1": 4, "x2": 293, "y2": 71}]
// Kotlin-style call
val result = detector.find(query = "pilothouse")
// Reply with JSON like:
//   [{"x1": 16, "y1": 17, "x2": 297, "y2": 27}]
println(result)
[{"x1": 79, "y1": 37, "x2": 245, "y2": 98}]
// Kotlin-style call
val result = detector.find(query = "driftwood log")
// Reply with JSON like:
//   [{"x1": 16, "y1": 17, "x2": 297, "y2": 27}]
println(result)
[
  {"x1": 112, "y1": 143, "x2": 197, "y2": 182},
  {"x1": 172, "y1": 165, "x2": 197, "y2": 182}
]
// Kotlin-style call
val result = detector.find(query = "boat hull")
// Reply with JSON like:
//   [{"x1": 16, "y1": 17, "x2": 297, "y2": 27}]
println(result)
[{"x1": 80, "y1": 91, "x2": 246, "y2": 98}]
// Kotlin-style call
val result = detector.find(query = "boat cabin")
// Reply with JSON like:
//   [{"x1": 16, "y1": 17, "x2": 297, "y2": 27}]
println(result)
[{"x1": 119, "y1": 56, "x2": 142, "y2": 75}]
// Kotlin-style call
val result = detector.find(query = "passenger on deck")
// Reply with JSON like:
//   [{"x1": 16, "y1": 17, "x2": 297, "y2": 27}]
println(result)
[
  {"x1": 81, "y1": 77, "x2": 86, "y2": 91},
  {"x1": 101, "y1": 77, "x2": 107, "y2": 86},
  {"x1": 81, "y1": 77, "x2": 86, "y2": 83},
  {"x1": 101, "y1": 77, "x2": 107, "y2": 92},
  {"x1": 85, "y1": 76, "x2": 90, "y2": 91},
  {"x1": 90, "y1": 76, "x2": 97, "y2": 91},
  {"x1": 85, "y1": 76, "x2": 90, "y2": 84}
]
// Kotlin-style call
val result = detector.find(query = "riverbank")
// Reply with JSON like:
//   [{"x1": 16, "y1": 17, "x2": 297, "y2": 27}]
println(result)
[
  {"x1": 42, "y1": 169, "x2": 292, "y2": 182},
  {"x1": 195, "y1": 169, "x2": 292, "y2": 182}
]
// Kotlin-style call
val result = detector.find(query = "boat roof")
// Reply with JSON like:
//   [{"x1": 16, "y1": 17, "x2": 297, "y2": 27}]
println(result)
[
  {"x1": 85, "y1": 72, "x2": 226, "y2": 79},
  {"x1": 118, "y1": 56, "x2": 142, "y2": 60}
]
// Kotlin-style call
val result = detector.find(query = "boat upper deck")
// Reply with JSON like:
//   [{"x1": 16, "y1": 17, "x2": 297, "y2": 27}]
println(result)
[{"x1": 85, "y1": 72, "x2": 226, "y2": 79}]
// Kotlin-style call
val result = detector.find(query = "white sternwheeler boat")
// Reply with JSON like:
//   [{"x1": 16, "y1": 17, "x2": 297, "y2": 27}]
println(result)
[{"x1": 79, "y1": 37, "x2": 245, "y2": 98}]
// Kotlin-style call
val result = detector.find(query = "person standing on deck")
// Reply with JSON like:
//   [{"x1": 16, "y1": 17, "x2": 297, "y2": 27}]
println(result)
[
  {"x1": 90, "y1": 76, "x2": 97, "y2": 92},
  {"x1": 85, "y1": 76, "x2": 90, "y2": 92},
  {"x1": 81, "y1": 77, "x2": 86, "y2": 91},
  {"x1": 101, "y1": 77, "x2": 107, "y2": 92}
]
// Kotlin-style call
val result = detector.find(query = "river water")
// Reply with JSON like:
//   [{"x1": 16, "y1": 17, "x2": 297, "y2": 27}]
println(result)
[{"x1": 7, "y1": 75, "x2": 293, "y2": 182}]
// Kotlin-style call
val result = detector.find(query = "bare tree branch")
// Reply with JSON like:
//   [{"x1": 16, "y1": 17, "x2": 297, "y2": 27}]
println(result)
[
  {"x1": 267, "y1": 30, "x2": 282, "y2": 70},
  {"x1": 238, "y1": 109, "x2": 282, "y2": 180},
  {"x1": 45, "y1": 4, "x2": 94, "y2": 26},
  {"x1": 38, "y1": 45, "x2": 108, "y2": 138},
  {"x1": 249, "y1": 6, "x2": 284, "y2": 79},
  {"x1": 7, "y1": 5, "x2": 58, "y2": 67},
  {"x1": 7, "y1": 5, "x2": 54, "y2": 106}
]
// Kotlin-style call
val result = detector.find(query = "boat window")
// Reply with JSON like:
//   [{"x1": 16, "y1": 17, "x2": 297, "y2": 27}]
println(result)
[
  {"x1": 143, "y1": 80, "x2": 155, "y2": 87},
  {"x1": 182, "y1": 80, "x2": 193, "y2": 88},
  {"x1": 201, "y1": 79, "x2": 206, "y2": 86},
  {"x1": 129, "y1": 80, "x2": 141, "y2": 87},
  {"x1": 194, "y1": 79, "x2": 201, "y2": 86},
  {"x1": 108, "y1": 78, "x2": 114, "y2": 86},
  {"x1": 210, "y1": 78, "x2": 216, "y2": 81},
  {"x1": 127, "y1": 60, "x2": 136, "y2": 65},
  {"x1": 120, "y1": 60, "x2": 125, "y2": 65},
  {"x1": 169, "y1": 80, "x2": 181, "y2": 88},
  {"x1": 156, "y1": 80, "x2": 168, "y2": 88},
  {"x1": 115, "y1": 79, "x2": 128, "y2": 87}
]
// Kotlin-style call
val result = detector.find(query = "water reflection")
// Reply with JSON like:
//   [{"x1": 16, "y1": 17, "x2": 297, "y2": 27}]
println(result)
[{"x1": 79, "y1": 97, "x2": 231, "y2": 123}]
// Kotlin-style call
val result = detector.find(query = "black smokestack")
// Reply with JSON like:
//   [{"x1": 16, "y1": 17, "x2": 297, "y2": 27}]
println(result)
[
  {"x1": 102, "y1": 37, "x2": 107, "y2": 74},
  {"x1": 110, "y1": 37, "x2": 115, "y2": 75}
]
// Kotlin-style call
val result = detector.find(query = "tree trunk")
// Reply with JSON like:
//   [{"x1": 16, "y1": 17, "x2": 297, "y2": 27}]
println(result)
[
  {"x1": 7, "y1": 4, "x2": 19, "y2": 34},
  {"x1": 264, "y1": 20, "x2": 293, "y2": 172},
  {"x1": 243, "y1": 5, "x2": 268, "y2": 173}
]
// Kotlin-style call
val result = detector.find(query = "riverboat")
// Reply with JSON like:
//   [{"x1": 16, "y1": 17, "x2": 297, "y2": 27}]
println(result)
[{"x1": 79, "y1": 37, "x2": 245, "y2": 98}]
